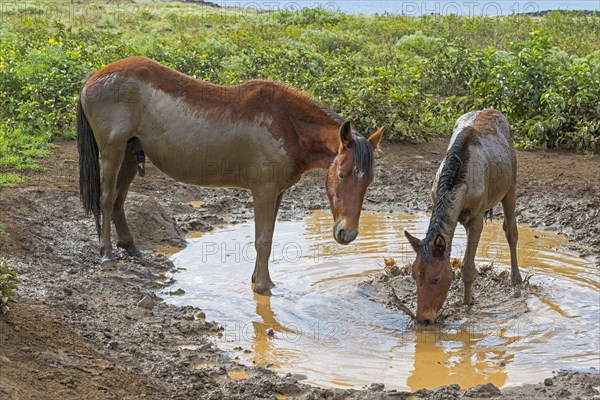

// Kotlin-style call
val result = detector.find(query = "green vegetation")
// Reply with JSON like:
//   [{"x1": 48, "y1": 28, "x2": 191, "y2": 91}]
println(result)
[
  {"x1": 0, "y1": 3, "x2": 598, "y2": 185},
  {"x1": 0, "y1": 260, "x2": 21, "y2": 314}
]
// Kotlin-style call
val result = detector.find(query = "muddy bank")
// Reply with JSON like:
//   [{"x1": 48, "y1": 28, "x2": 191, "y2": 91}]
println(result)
[{"x1": 1, "y1": 140, "x2": 599, "y2": 399}]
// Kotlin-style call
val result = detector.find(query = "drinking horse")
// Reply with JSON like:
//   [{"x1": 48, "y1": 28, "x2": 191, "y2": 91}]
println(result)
[
  {"x1": 77, "y1": 56, "x2": 383, "y2": 295},
  {"x1": 404, "y1": 109, "x2": 522, "y2": 323}
]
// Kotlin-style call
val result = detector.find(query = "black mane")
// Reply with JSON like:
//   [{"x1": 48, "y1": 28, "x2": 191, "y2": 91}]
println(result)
[
  {"x1": 421, "y1": 136, "x2": 471, "y2": 260},
  {"x1": 318, "y1": 104, "x2": 374, "y2": 177}
]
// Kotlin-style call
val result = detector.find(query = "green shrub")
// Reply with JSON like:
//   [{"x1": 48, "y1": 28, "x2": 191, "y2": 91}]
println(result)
[
  {"x1": 0, "y1": 6, "x2": 598, "y2": 187},
  {"x1": 299, "y1": 29, "x2": 353, "y2": 53},
  {"x1": 0, "y1": 260, "x2": 21, "y2": 315},
  {"x1": 395, "y1": 31, "x2": 441, "y2": 59},
  {"x1": 469, "y1": 32, "x2": 599, "y2": 150},
  {"x1": 270, "y1": 8, "x2": 344, "y2": 26}
]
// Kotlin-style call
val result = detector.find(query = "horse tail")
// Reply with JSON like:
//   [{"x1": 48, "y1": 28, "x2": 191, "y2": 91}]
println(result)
[{"x1": 77, "y1": 88, "x2": 101, "y2": 238}]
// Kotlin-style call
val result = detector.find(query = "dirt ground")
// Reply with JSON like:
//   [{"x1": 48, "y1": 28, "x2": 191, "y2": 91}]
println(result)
[{"x1": 0, "y1": 139, "x2": 599, "y2": 399}]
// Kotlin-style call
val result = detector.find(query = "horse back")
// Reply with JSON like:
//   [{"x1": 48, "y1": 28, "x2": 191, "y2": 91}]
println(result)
[
  {"x1": 84, "y1": 56, "x2": 284, "y2": 121},
  {"x1": 80, "y1": 57, "x2": 300, "y2": 189},
  {"x1": 433, "y1": 109, "x2": 516, "y2": 218}
]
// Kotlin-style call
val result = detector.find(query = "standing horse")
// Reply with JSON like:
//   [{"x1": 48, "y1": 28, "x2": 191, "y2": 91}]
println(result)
[
  {"x1": 404, "y1": 109, "x2": 522, "y2": 323},
  {"x1": 77, "y1": 56, "x2": 383, "y2": 295}
]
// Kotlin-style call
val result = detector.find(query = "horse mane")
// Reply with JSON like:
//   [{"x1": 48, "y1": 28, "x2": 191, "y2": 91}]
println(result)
[
  {"x1": 316, "y1": 104, "x2": 373, "y2": 177},
  {"x1": 245, "y1": 80, "x2": 376, "y2": 177},
  {"x1": 421, "y1": 128, "x2": 474, "y2": 261}
]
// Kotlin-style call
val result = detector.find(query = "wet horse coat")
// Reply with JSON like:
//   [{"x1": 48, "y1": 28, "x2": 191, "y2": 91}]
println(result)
[
  {"x1": 77, "y1": 56, "x2": 383, "y2": 295},
  {"x1": 404, "y1": 109, "x2": 522, "y2": 323}
]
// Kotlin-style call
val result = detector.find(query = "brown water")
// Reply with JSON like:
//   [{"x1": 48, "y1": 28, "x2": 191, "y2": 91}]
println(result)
[
  {"x1": 227, "y1": 370, "x2": 250, "y2": 380},
  {"x1": 163, "y1": 211, "x2": 599, "y2": 391}
]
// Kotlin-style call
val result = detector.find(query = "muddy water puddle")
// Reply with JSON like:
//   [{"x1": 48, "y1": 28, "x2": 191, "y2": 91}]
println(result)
[{"x1": 163, "y1": 211, "x2": 599, "y2": 391}]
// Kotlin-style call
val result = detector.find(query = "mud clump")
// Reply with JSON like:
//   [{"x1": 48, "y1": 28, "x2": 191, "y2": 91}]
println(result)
[
  {"x1": 464, "y1": 382, "x2": 502, "y2": 397},
  {"x1": 126, "y1": 193, "x2": 186, "y2": 249},
  {"x1": 361, "y1": 263, "x2": 536, "y2": 322},
  {"x1": 382, "y1": 258, "x2": 412, "y2": 278},
  {"x1": 503, "y1": 369, "x2": 600, "y2": 399}
]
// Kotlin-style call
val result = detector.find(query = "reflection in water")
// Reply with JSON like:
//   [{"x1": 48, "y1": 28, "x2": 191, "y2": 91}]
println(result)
[
  {"x1": 251, "y1": 294, "x2": 298, "y2": 368},
  {"x1": 407, "y1": 325, "x2": 522, "y2": 390},
  {"x1": 164, "y1": 211, "x2": 599, "y2": 391}
]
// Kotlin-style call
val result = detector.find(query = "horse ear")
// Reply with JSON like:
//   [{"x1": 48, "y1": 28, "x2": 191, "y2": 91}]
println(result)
[
  {"x1": 368, "y1": 126, "x2": 384, "y2": 153},
  {"x1": 404, "y1": 230, "x2": 421, "y2": 252},
  {"x1": 339, "y1": 121, "x2": 353, "y2": 149},
  {"x1": 432, "y1": 234, "x2": 446, "y2": 258}
]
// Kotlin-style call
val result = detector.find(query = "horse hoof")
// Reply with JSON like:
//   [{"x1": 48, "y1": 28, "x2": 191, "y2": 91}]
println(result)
[
  {"x1": 118, "y1": 242, "x2": 142, "y2": 257},
  {"x1": 269, "y1": 280, "x2": 276, "y2": 289},
  {"x1": 253, "y1": 283, "x2": 272, "y2": 296},
  {"x1": 129, "y1": 247, "x2": 143, "y2": 257},
  {"x1": 101, "y1": 257, "x2": 118, "y2": 268},
  {"x1": 512, "y1": 275, "x2": 523, "y2": 285}
]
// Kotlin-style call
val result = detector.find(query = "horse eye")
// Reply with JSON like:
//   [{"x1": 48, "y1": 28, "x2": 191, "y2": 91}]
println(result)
[
  {"x1": 431, "y1": 276, "x2": 441, "y2": 284},
  {"x1": 338, "y1": 171, "x2": 344, "y2": 180}
]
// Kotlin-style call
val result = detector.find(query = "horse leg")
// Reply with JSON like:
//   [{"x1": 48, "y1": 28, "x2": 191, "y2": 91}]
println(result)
[
  {"x1": 502, "y1": 186, "x2": 522, "y2": 284},
  {"x1": 99, "y1": 143, "x2": 127, "y2": 266},
  {"x1": 252, "y1": 191, "x2": 283, "y2": 285},
  {"x1": 462, "y1": 214, "x2": 484, "y2": 305},
  {"x1": 113, "y1": 142, "x2": 141, "y2": 257},
  {"x1": 251, "y1": 189, "x2": 281, "y2": 296}
]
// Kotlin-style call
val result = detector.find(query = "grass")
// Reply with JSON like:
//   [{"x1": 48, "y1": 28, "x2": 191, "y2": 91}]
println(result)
[{"x1": 0, "y1": 173, "x2": 28, "y2": 188}]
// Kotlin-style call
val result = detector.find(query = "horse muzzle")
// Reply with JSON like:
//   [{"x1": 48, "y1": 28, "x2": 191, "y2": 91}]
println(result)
[
  {"x1": 333, "y1": 220, "x2": 358, "y2": 245},
  {"x1": 416, "y1": 309, "x2": 438, "y2": 325}
]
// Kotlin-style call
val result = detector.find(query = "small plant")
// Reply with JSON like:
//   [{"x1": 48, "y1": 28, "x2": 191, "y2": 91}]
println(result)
[
  {"x1": 0, "y1": 260, "x2": 21, "y2": 315},
  {"x1": 0, "y1": 173, "x2": 27, "y2": 188}
]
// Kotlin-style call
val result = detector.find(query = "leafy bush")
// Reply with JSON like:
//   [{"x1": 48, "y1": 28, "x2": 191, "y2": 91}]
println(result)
[
  {"x1": 395, "y1": 31, "x2": 441, "y2": 59},
  {"x1": 0, "y1": 5, "x2": 598, "y2": 187},
  {"x1": 0, "y1": 260, "x2": 21, "y2": 315},
  {"x1": 271, "y1": 8, "x2": 344, "y2": 26},
  {"x1": 469, "y1": 32, "x2": 599, "y2": 151},
  {"x1": 299, "y1": 29, "x2": 354, "y2": 53}
]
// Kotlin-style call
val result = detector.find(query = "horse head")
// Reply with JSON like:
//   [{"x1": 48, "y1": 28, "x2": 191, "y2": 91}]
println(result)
[
  {"x1": 404, "y1": 231, "x2": 453, "y2": 324},
  {"x1": 326, "y1": 122, "x2": 383, "y2": 245}
]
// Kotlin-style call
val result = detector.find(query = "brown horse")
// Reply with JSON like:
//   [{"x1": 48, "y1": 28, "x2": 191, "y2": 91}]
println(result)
[
  {"x1": 77, "y1": 56, "x2": 383, "y2": 295},
  {"x1": 404, "y1": 109, "x2": 522, "y2": 323}
]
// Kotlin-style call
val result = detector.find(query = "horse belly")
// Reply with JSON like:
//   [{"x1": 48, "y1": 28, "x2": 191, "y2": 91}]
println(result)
[
  {"x1": 468, "y1": 137, "x2": 515, "y2": 212},
  {"x1": 137, "y1": 107, "x2": 291, "y2": 189}
]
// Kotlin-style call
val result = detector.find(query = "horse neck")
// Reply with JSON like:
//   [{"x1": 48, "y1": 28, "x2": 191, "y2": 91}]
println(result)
[
  {"x1": 425, "y1": 185, "x2": 467, "y2": 254},
  {"x1": 291, "y1": 119, "x2": 340, "y2": 172},
  {"x1": 309, "y1": 126, "x2": 340, "y2": 170}
]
